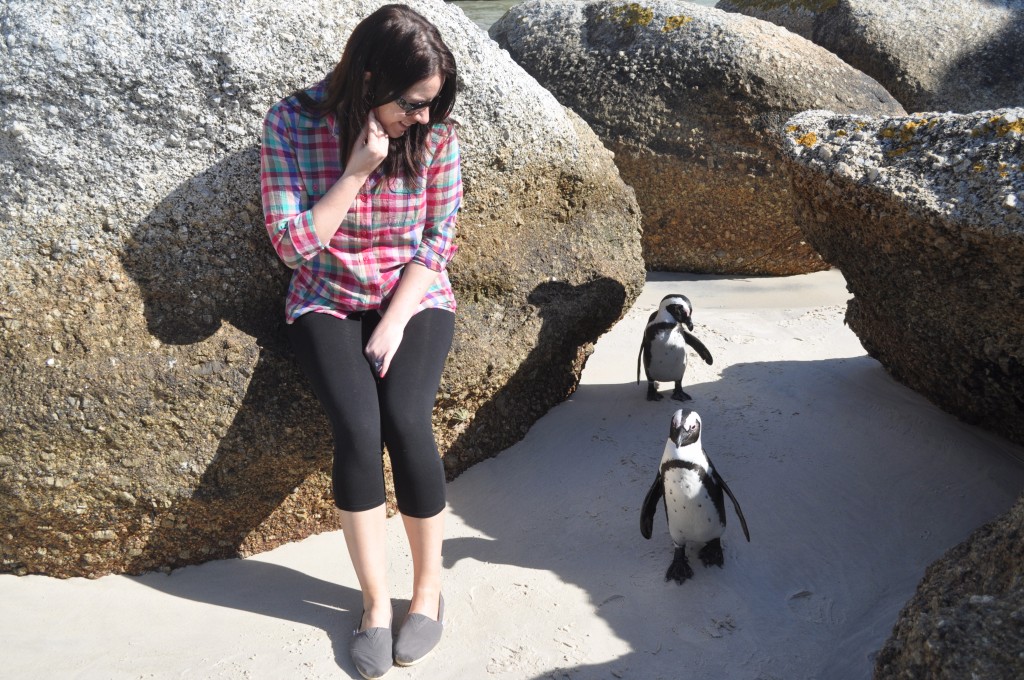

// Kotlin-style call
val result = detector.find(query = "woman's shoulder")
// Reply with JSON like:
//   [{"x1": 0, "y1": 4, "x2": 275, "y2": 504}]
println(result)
[
  {"x1": 265, "y1": 80, "x2": 329, "y2": 128},
  {"x1": 425, "y1": 120, "x2": 459, "y2": 149}
]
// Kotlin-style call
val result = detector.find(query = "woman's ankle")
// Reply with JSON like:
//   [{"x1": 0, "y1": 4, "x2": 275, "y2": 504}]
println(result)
[
  {"x1": 360, "y1": 596, "x2": 393, "y2": 630},
  {"x1": 407, "y1": 587, "x2": 441, "y2": 620}
]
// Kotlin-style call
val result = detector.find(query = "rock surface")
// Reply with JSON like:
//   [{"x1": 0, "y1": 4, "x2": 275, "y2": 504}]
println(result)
[
  {"x1": 781, "y1": 108, "x2": 1024, "y2": 445},
  {"x1": 0, "y1": 0, "x2": 644, "y2": 577},
  {"x1": 874, "y1": 493, "x2": 1024, "y2": 679},
  {"x1": 718, "y1": 0, "x2": 1024, "y2": 114},
  {"x1": 491, "y1": 0, "x2": 903, "y2": 274}
]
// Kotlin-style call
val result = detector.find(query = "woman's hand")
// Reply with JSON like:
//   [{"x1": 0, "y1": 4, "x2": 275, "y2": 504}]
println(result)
[
  {"x1": 345, "y1": 111, "x2": 389, "y2": 179},
  {"x1": 366, "y1": 264, "x2": 439, "y2": 377},
  {"x1": 364, "y1": 315, "x2": 406, "y2": 378}
]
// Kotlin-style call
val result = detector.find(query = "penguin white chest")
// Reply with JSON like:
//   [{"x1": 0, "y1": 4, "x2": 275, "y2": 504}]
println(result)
[
  {"x1": 647, "y1": 330, "x2": 688, "y2": 382},
  {"x1": 663, "y1": 466, "x2": 723, "y2": 546}
]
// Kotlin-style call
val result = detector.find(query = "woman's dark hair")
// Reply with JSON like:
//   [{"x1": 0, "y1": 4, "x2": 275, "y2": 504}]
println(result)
[{"x1": 295, "y1": 4, "x2": 457, "y2": 183}]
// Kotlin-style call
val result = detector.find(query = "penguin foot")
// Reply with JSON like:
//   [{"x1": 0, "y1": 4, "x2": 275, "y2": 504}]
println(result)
[
  {"x1": 646, "y1": 383, "x2": 663, "y2": 402},
  {"x1": 664, "y1": 547, "x2": 693, "y2": 584},
  {"x1": 671, "y1": 385, "x2": 692, "y2": 402},
  {"x1": 698, "y1": 538, "x2": 724, "y2": 568}
]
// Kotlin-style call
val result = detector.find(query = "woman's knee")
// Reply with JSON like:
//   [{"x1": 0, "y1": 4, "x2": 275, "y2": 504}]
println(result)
[{"x1": 380, "y1": 407, "x2": 433, "y2": 447}]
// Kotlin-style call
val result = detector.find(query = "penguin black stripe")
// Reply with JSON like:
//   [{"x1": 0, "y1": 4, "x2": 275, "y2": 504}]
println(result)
[{"x1": 660, "y1": 459, "x2": 704, "y2": 476}]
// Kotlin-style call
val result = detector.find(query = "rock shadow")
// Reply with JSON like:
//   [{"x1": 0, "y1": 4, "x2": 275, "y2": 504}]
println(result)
[
  {"x1": 440, "y1": 276, "x2": 628, "y2": 477},
  {"x1": 933, "y1": 2, "x2": 1024, "y2": 111},
  {"x1": 120, "y1": 145, "x2": 333, "y2": 574}
]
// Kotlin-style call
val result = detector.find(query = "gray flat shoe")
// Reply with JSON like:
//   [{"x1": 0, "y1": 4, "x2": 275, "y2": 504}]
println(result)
[
  {"x1": 393, "y1": 594, "x2": 444, "y2": 667},
  {"x1": 350, "y1": 611, "x2": 393, "y2": 680}
]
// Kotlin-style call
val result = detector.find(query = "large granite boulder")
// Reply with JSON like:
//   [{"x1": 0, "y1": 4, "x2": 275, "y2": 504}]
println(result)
[
  {"x1": 0, "y1": 0, "x2": 644, "y2": 577},
  {"x1": 875, "y1": 493, "x2": 1024, "y2": 679},
  {"x1": 717, "y1": 0, "x2": 1024, "y2": 114},
  {"x1": 781, "y1": 108, "x2": 1024, "y2": 445},
  {"x1": 490, "y1": 0, "x2": 903, "y2": 274}
]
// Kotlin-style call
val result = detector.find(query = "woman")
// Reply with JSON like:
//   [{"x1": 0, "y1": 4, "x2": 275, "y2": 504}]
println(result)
[{"x1": 260, "y1": 5, "x2": 460, "y2": 678}]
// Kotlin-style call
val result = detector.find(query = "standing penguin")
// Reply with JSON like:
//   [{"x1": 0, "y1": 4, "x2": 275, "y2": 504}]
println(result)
[
  {"x1": 637, "y1": 294, "x2": 714, "y2": 401},
  {"x1": 640, "y1": 409, "x2": 750, "y2": 584}
]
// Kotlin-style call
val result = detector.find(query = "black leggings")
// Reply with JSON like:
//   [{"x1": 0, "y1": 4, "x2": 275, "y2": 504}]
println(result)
[{"x1": 287, "y1": 308, "x2": 454, "y2": 518}]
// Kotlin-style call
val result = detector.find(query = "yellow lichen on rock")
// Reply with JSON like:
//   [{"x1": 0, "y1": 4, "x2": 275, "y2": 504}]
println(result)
[
  {"x1": 900, "y1": 119, "x2": 929, "y2": 141},
  {"x1": 996, "y1": 120, "x2": 1024, "y2": 137},
  {"x1": 796, "y1": 131, "x2": 817, "y2": 147},
  {"x1": 608, "y1": 3, "x2": 654, "y2": 27},
  {"x1": 879, "y1": 118, "x2": 931, "y2": 149},
  {"x1": 974, "y1": 116, "x2": 1024, "y2": 138},
  {"x1": 662, "y1": 15, "x2": 693, "y2": 32},
  {"x1": 881, "y1": 118, "x2": 928, "y2": 143}
]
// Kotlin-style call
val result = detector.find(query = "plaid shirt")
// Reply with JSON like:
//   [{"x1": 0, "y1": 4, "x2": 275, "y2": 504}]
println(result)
[{"x1": 260, "y1": 81, "x2": 460, "y2": 323}]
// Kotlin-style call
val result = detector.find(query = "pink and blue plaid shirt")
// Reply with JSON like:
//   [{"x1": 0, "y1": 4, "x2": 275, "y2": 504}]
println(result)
[{"x1": 260, "y1": 81, "x2": 460, "y2": 324}]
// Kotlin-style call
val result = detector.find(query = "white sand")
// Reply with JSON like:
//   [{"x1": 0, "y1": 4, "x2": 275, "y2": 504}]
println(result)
[{"x1": 3, "y1": 270, "x2": 1023, "y2": 680}]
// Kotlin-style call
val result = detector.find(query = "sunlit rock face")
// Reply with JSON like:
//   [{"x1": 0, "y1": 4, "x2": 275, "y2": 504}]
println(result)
[
  {"x1": 719, "y1": 0, "x2": 1024, "y2": 113},
  {"x1": 492, "y1": 0, "x2": 904, "y2": 274}
]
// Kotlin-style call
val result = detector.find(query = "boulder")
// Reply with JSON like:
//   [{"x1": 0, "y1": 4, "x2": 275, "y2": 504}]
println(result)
[
  {"x1": 875, "y1": 493, "x2": 1024, "y2": 679},
  {"x1": 490, "y1": 0, "x2": 903, "y2": 274},
  {"x1": 716, "y1": 0, "x2": 822, "y2": 39},
  {"x1": 0, "y1": 0, "x2": 644, "y2": 577},
  {"x1": 717, "y1": 0, "x2": 1024, "y2": 114},
  {"x1": 781, "y1": 108, "x2": 1024, "y2": 445}
]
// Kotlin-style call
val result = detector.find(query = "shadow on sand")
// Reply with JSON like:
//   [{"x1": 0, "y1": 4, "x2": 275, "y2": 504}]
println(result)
[{"x1": 441, "y1": 352, "x2": 1024, "y2": 679}]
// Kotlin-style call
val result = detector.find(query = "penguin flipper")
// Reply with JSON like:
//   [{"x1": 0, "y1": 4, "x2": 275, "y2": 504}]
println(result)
[
  {"x1": 714, "y1": 470, "x2": 750, "y2": 542},
  {"x1": 682, "y1": 329, "x2": 714, "y2": 365},
  {"x1": 640, "y1": 474, "x2": 664, "y2": 540},
  {"x1": 637, "y1": 321, "x2": 657, "y2": 385}
]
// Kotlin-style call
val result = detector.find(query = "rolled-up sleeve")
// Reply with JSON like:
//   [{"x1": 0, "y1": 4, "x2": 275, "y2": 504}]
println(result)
[
  {"x1": 411, "y1": 126, "x2": 461, "y2": 272},
  {"x1": 260, "y1": 104, "x2": 325, "y2": 269}
]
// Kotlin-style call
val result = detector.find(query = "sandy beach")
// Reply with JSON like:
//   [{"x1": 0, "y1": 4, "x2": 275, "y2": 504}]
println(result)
[{"x1": 3, "y1": 270, "x2": 1023, "y2": 680}]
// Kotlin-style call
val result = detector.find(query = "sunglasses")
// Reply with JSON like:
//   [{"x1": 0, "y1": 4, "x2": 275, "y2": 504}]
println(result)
[{"x1": 394, "y1": 95, "x2": 436, "y2": 115}]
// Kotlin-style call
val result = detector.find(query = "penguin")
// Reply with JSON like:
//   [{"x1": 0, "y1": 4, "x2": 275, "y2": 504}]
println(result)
[
  {"x1": 640, "y1": 409, "x2": 750, "y2": 584},
  {"x1": 636, "y1": 294, "x2": 714, "y2": 402}
]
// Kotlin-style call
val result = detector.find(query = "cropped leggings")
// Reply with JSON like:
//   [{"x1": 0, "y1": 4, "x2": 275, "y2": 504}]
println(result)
[{"x1": 288, "y1": 308, "x2": 454, "y2": 518}]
